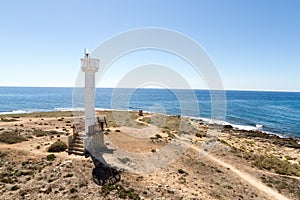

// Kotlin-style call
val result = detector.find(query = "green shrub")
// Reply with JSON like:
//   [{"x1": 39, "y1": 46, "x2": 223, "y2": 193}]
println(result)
[
  {"x1": 284, "y1": 155, "x2": 294, "y2": 160},
  {"x1": 78, "y1": 181, "x2": 88, "y2": 188},
  {"x1": 32, "y1": 129, "x2": 48, "y2": 137},
  {"x1": 155, "y1": 134, "x2": 162, "y2": 139},
  {"x1": 1, "y1": 118, "x2": 18, "y2": 122},
  {"x1": 69, "y1": 195, "x2": 82, "y2": 200},
  {"x1": 219, "y1": 139, "x2": 230, "y2": 146},
  {"x1": 101, "y1": 184, "x2": 140, "y2": 200},
  {"x1": 49, "y1": 130, "x2": 58, "y2": 134},
  {"x1": 0, "y1": 131, "x2": 27, "y2": 144},
  {"x1": 103, "y1": 131, "x2": 109, "y2": 135},
  {"x1": 238, "y1": 150, "x2": 300, "y2": 176},
  {"x1": 118, "y1": 157, "x2": 130, "y2": 164},
  {"x1": 48, "y1": 140, "x2": 67, "y2": 152},
  {"x1": 70, "y1": 187, "x2": 77, "y2": 193},
  {"x1": 11, "y1": 185, "x2": 20, "y2": 191},
  {"x1": 168, "y1": 132, "x2": 175, "y2": 139},
  {"x1": 0, "y1": 151, "x2": 7, "y2": 158},
  {"x1": 64, "y1": 173, "x2": 73, "y2": 178},
  {"x1": 46, "y1": 154, "x2": 56, "y2": 161}
]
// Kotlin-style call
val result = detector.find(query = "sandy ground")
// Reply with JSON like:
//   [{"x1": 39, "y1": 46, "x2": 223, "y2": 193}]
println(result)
[{"x1": 0, "y1": 111, "x2": 300, "y2": 199}]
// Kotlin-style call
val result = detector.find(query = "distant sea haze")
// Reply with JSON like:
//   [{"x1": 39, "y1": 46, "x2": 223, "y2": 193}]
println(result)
[{"x1": 0, "y1": 87, "x2": 300, "y2": 138}]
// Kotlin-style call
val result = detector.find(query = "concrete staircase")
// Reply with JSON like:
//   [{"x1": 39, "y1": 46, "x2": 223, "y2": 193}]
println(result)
[{"x1": 68, "y1": 135, "x2": 86, "y2": 156}]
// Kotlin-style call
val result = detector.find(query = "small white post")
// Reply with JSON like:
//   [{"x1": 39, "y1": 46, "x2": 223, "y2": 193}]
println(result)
[{"x1": 80, "y1": 49, "x2": 99, "y2": 135}]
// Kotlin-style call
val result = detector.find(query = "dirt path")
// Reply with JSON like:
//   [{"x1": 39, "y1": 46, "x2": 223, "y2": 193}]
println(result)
[
  {"x1": 206, "y1": 154, "x2": 290, "y2": 200},
  {"x1": 135, "y1": 115, "x2": 291, "y2": 200},
  {"x1": 174, "y1": 137, "x2": 290, "y2": 200}
]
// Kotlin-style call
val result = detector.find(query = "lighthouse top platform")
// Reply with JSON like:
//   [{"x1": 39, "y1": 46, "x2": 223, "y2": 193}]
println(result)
[{"x1": 81, "y1": 57, "x2": 99, "y2": 72}]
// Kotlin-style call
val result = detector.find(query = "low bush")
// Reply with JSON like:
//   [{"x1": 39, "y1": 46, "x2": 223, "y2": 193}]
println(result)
[
  {"x1": 1, "y1": 118, "x2": 18, "y2": 122},
  {"x1": 48, "y1": 140, "x2": 67, "y2": 152},
  {"x1": 252, "y1": 154, "x2": 300, "y2": 176},
  {"x1": 101, "y1": 184, "x2": 140, "y2": 200},
  {"x1": 155, "y1": 134, "x2": 162, "y2": 139},
  {"x1": 232, "y1": 146, "x2": 300, "y2": 176},
  {"x1": 0, "y1": 151, "x2": 7, "y2": 158},
  {"x1": 11, "y1": 185, "x2": 20, "y2": 191},
  {"x1": 0, "y1": 131, "x2": 27, "y2": 144},
  {"x1": 32, "y1": 129, "x2": 48, "y2": 137},
  {"x1": 49, "y1": 130, "x2": 59, "y2": 134},
  {"x1": 46, "y1": 154, "x2": 56, "y2": 161},
  {"x1": 70, "y1": 187, "x2": 77, "y2": 193},
  {"x1": 64, "y1": 173, "x2": 73, "y2": 178}
]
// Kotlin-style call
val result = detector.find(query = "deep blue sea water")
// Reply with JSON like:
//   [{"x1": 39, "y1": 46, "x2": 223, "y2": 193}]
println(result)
[{"x1": 0, "y1": 87, "x2": 300, "y2": 138}]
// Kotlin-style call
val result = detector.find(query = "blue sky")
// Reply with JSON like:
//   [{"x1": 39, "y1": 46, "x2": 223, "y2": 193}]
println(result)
[{"x1": 0, "y1": 0, "x2": 299, "y2": 91}]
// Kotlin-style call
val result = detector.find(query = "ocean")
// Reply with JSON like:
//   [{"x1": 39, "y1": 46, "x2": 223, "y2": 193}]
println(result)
[{"x1": 0, "y1": 87, "x2": 299, "y2": 138}]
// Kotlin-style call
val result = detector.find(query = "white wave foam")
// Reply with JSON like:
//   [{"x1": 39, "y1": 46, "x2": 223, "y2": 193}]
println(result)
[
  {"x1": 256, "y1": 124, "x2": 263, "y2": 129},
  {"x1": 189, "y1": 117, "x2": 230, "y2": 126},
  {"x1": 95, "y1": 107, "x2": 114, "y2": 111},
  {"x1": 54, "y1": 107, "x2": 84, "y2": 112},
  {"x1": 0, "y1": 110, "x2": 28, "y2": 115},
  {"x1": 231, "y1": 124, "x2": 258, "y2": 131},
  {"x1": 189, "y1": 116, "x2": 261, "y2": 131}
]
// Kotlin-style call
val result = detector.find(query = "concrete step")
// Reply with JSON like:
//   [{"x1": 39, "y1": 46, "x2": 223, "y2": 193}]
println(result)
[
  {"x1": 72, "y1": 139, "x2": 84, "y2": 143},
  {"x1": 73, "y1": 138, "x2": 84, "y2": 142},
  {"x1": 77, "y1": 135, "x2": 87, "y2": 139},
  {"x1": 68, "y1": 135, "x2": 86, "y2": 156},
  {"x1": 68, "y1": 146, "x2": 85, "y2": 152},
  {"x1": 68, "y1": 149, "x2": 85, "y2": 156},
  {"x1": 70, "y1": 143, "x2": 84, "y2": 148}
]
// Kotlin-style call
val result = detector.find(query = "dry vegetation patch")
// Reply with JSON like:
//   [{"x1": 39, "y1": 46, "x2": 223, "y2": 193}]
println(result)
[
  {"x1": 230, "y1": 145, "x2": 300, "y2": 177},
  {"x1": 0, "y1": 130, "x2": 27, "y2": 144},
  {"x1": 260, "y1": 174, "x2": 300, "y2": 199},
  {"x1": 0, "y1": 117, "x2": 18, "y2": 122},
  {"x1": 48, "y1": 140, "x2": 67, "y2": 152},
  {"x1": 141, "y1": 115, "x2": 204, "y2": 137},
  {"x1": 103, "y1": 110, "x2": 145, "y2": 128}
]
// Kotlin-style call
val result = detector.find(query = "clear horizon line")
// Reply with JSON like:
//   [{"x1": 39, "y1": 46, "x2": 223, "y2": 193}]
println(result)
[{"x1": 0, "y1": 85, "x2": 299, "y2": 93}]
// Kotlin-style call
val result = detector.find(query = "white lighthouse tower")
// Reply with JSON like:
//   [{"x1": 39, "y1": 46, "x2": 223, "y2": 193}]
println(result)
[{"x1": 81, "y1": 49, "x2": 99, "y2": 135}]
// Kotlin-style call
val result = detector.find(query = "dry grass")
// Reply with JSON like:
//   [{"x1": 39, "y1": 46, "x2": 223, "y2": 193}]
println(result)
[
  {"x1": 97, "y1": 110, "x2": 144, "y2": 128},
  {"x1": 0, "y1": 117, "x2": 18, "y2": 122},
  {"x1": 261, "y1": 175, "x2": 300, "y2": 199},
  {"x1": 1, "y1": 111, "x2": 79, "y2": 118},
  {"x1": 101, "y1": 184, "x2": 141, "y2": 200},
  {"x1": 0, "y1": 131, "x2": 27, "y2": 144},
  {"x1": 231, "y1": 146, "x2": 300, "y2": 176},
  {"x1": 141, "y1": 115, "x2": 202, "y2": 136}
]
